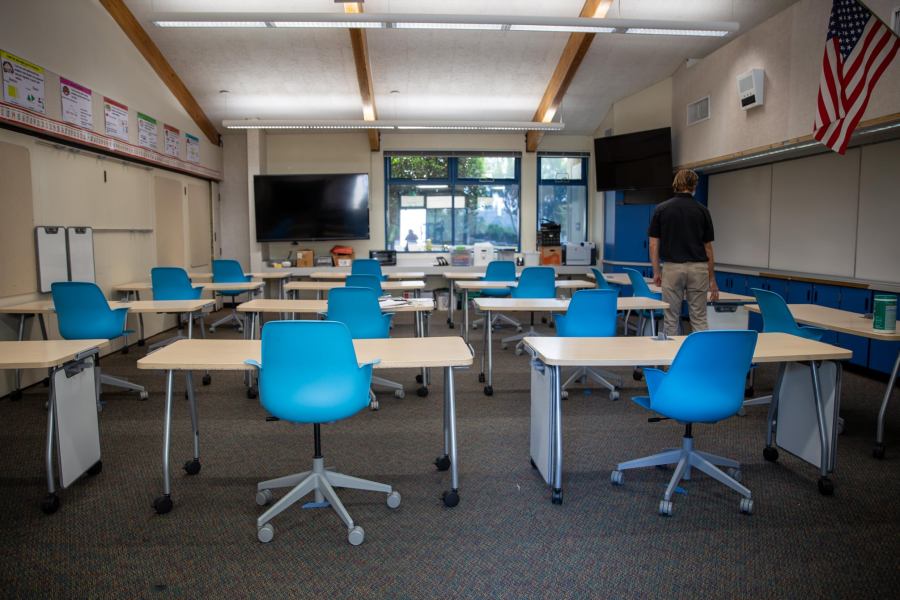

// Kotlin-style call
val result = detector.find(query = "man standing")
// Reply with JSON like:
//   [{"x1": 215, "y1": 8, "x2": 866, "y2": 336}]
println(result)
[{"x1": 648, "y1": 169, "x2": 719, "y2": 336}]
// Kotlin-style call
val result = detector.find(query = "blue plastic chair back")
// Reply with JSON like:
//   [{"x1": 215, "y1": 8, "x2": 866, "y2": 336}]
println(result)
[
  {"x1": 212, "y1": 259, "x2": 251, "y2": 297},
  {"x1": 555, "y1": 289, "x2": 619, "y2": 338},
  {"x1": 151, "y1": 267, "x2": 203, "y2": 300},
  {"x1": 346, "y1": 274, "x2": 383, "y2": 297},
  {"x1": 752, "y1": 288, "x2": 824, "y2": 341},
  {"x1": 623, "y1": 268, "x2": 661, "y2": 300},
  {"x1": 327, "y1": 287, "x2": 392, "y2": 339},
  {"x1": 51, "y1": 281, "x2": 129, "y2": 340},
  {"x1": 256, "y1": 320, "x2": 373, "y2": 423},
  {"x1": 351, "y1": 259, "x2": 387, "y2": 281},
  {"x1": 591, "y1": 268, "x2": 612, "y2": 291},
  {"x1": 648, "y1": 330, "x2": 758, "y2": 423},
  {"x1": 481, "y1": 261, "x2": 516, "y2": 298},
  {"x1": 512, "y1": 267, "x2": 556, "y2": 299}
]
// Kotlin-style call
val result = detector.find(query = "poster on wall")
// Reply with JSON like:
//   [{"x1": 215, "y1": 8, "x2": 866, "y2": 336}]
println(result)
[
  {"x1": 103, "y1": 97, "x2": 129, "y2": 141},
  {"x1": 1, "y1": 50, "x2": 45, "y2": 114},
  {"x1": 60, "y1": 77, "x2": 92, "y2": 129},
  {"x1": 185, "y1": 132, "x2": 200, "y2": 163},
  {"x1": 163, "y1": 124, "x2": 180, "y2": 157},
  {"x1": 137, "y1": 112, "x2": 158, "y2": 149}
]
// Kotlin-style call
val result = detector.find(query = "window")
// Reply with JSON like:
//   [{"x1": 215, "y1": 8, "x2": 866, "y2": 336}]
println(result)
[
  {"x1": 537, "y1": 154, "x2": 588, "y2": 245},
  {"x1": 386, "y1": 154, "x2": 521, "y2": 251}
]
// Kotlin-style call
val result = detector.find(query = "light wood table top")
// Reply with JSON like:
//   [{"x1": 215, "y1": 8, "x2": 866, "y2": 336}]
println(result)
[
  {"x1": 137, "y1": 337, "x2": 473, "y2": 371},
  {"x1": 237, "y1": 298, "x2": 435, "y2": 314},
  {"x1": 443, "y1": 272, "x2": 486, "y2": 280},
  {"x1": 0, "y1": 300, "x2": 55, "y2": 314},
  {"x1": 250, "y1": 272, "x2": 292, "y2": 280},
  {"x1": 455, "y1": 280, "x2": 594, "y2": 291},
  {"x1": 473, "y1": 297, "x2": 669, "y2": 312},
  {"x1": 592, "y1": 271, "x2": 753, "y2": 302},
  {"x1": 113, "y1": 281, "x2": 265, "y2": 293},
  {"x1": 0, "y1": 340, "x2": 108, "y2": 369},
  {"x1": 525, "y1": 332, "x2": 852, "y2": 368},
  {"x1": 309, "y1": 271, "x2": 426, "y2": 280},
  {"x1": 0, "y1": 299, "x2": 213, "y2": 315},
  {"x1": 285, "y1": 280, "x2": 426, "y2": 292},
  {"x1": 746, "y1": 303, "x2": 900, "y2": 341}
]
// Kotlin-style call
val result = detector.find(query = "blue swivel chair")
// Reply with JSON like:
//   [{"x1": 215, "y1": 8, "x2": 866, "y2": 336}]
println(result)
[
  {"x1": 472, "y1": 260, "x2": 521, "y2": 332},
  {"x1": 150, "y1": 267, "x2": 207, "y2": 348},
  {"x1": 751, "y1": 288, "x2": 826, "y2": 340},
  {"x1": 501, "y1": 266, "x2": 556, "y2": 354},
  {"x1": 351, "y1": 259, "x2": 388, "y2": 281},
  {"x1": 623, "y1": 268, "x2": 664, "y2": 336},
  {"x1": 554, "y1": 289, "x2": 622, "y2": 400},
  {"x1": 345, "y1": 274, "x2": 384, "y2": 297},
  {"x1": 209, "y1": 259, "x2": 253, "y2": 333},
  {"x1": 610, "y1": 330, "x2": 758, "y2": 516},
  {"x1": 247, "y1": 320, "x2": 400, "y2": 545},
  {"x1": 327, "y1": 287, "x2": 405, "y2": 405},
  {"x1": 51, "y1": 282, "x2": 148, "y2": 407}
]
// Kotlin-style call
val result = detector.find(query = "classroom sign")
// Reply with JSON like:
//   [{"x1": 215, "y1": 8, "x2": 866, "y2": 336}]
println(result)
[
  {"x1": 185, "y1": 132, "x2": 200, "y2": 163},
  {"x1": 103, "y1": 97, "x2": 129, "y2": 141},
  {"x1": 60, "y1": 77, "x2": 92, "y2": 129},
  {"x1": 137, "y1": 112, "x2": 158, "y2": 149},
  {"x1": 164, "y1": 124, "x2": 180, "y2": 157},
  {"x1": 1, "y1": 50, "x2": 45, "y2": 113}
]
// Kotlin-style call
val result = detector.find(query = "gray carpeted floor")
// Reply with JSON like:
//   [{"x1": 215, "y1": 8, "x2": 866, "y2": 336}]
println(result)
[{"x1": 1, "y1": 310, "x2": 898, "y2": 598}]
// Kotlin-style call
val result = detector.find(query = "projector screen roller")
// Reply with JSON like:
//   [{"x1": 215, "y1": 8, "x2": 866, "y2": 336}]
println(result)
[{"x1": 254, "y1": 173, "x2": 370, "y2": 242}]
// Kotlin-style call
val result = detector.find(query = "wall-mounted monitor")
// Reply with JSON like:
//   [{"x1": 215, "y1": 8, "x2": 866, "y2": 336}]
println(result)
[
  {"x1": 254, "y1": 173, "x2": 370, "y2": 242},
  {"x1": 594, "y1": 127, "x2": 673, "y2": 192}
]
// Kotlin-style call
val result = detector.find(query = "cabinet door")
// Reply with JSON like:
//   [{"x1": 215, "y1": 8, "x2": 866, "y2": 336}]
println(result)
[
  {"x1": 813, "y1": 284, "x2": 841, "y2": 308},
  {"x1": 716, "y1": 271, "x2": 732, "y2": 292},
  {"x1": 787, "y1": 281, "x2": 813, "y2": 303},
  {"x1": 613, "y1": 203, "x2": 651, "y2": 262},
  {"x1": 869, "y1": 340, "x2": 900, "y2": 375},
  {"x1": 765, "y1": 278, "x2": 790, "y2": 299},
  {"x1": 837, "y1": 287, "x2": 872, "y2": 367}
]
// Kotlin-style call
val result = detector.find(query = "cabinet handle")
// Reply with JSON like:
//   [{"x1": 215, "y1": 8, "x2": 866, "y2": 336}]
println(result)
[{"x1": 807, "y1": 290, "x2": 811, "y2": 302}]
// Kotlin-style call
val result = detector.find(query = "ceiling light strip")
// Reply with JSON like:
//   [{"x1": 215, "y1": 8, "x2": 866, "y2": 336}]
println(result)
[{"x1": 222, "y1": 119, "x2": 565, "y2": 132}]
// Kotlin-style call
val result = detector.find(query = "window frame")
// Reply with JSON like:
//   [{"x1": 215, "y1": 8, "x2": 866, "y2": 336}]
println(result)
[
  {"x1": 536, "y1": 154, "x2": 590, "y2": 245},
  {"x1": 384, "y1": 154, "x2": 522, "y2": 252}
]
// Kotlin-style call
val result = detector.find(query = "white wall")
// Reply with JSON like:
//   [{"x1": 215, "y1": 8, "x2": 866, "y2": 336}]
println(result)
[{"x1": 595, "y1": 78, "x2": 673, "y2": 138}]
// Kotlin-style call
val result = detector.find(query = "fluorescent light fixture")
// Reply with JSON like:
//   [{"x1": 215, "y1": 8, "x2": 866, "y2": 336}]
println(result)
[
  {"x1": 626, "y1": 28, "x2": 729, "y2": 37},
  {"x1": 509, "y1": 24, "x2": 615, "y2": 33},
  {"x1": 416, "y1": 184, "x2": 449, "y2": 189},
  {"x1": 153, "y1": 13, "x2": 738, "y2": 37},
  {"x1": 222, "y1": 119, "x2": 565, "y2": 132}
]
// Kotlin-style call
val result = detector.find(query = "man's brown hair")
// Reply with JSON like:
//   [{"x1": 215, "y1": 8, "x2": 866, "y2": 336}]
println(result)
[{"x1": 672, "y1": 169, "x2": 699, "y2": 193}]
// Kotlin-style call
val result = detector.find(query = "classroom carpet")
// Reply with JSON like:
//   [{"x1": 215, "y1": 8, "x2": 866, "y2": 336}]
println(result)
[{"x1": 0, "y1": 311, "x2": 898, "y2": 599}]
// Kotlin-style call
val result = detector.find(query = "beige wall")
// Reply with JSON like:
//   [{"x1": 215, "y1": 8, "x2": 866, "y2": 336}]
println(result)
[
  {"x1": 672, "y1": 0, "x2": 900, "y2": 166},
  {"x1": 595, "y1": 78, "x2": 673, "y2": 138}
]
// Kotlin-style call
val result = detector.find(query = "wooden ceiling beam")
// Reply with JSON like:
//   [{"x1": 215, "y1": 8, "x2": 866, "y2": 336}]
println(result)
[
  {"x1": 526, "y1": 0, "x2": 612, "y2": 152},
  {"x1": 99, "y1": 0, "x2": 220, "y2": 146},
  {"x1": 345, "y1": 3, "x2": 380, "y2": 151}
]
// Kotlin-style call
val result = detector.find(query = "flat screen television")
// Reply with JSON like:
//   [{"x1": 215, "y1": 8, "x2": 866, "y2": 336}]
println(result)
[
  {"x1": 594, "y1": 127, "x2": 673, "y2": 192},
  {"x1": 254, "y1": 173, "x2": 370, "y2": 242}
]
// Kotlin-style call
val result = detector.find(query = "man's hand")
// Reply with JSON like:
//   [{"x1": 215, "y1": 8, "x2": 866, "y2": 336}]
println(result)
[
  {"x1": 709, "y1": 281, "x2": 720, "y2": 302},
  {"x1": 653, "y1": 271, "x2": 662, "y2": 287}
]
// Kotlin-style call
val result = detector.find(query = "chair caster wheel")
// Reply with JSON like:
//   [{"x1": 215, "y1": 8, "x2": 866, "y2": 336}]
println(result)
[
  {"x1": 386, "y1": 491, "x2": 401, "y2": 509},
  {"x1": 448, "y1": 322, "x2": 455, "y2": 329},
  {"x1": 153, "y1": 495, "x2": 173, "y2": 515},
  {"x1": 561, "y1": 390, "x2": 569, "y2": 399},
  {"x1": 121, "y1": 345, "x2": 129, "y2": 355},
  {"x1": 10, "y1": 389, "x2": 22, "y2": 401},
  {"x1": 415, "y1": 374, "x2": 423, "y2": 383},
  {"x1": 516, "y1": 326, "x2": 523, "y2": 333},
  {"x1": 442, "y1": 490, "x2": 459, "y2": 507},
  {"x1": 610, "y1": 470, "x2": 624, "y2": 485},
  {"x1": 139, "y1": 391, "x2": 149, "y2": 400},
  {"x1": 208, "y1": 327, "x2": 216, "y2": 333},
  {"x1": 40, "y1": 493, "x2": 60, "y2": 515},
  {"x1": 633, "y1": 369, "x2": 643, "y2": 381},
  {"x1": 551, "y1": 488, "x2": 563, "y2": 505},
  {"x1": 416, "y1": 387, "x2": 428, "y2": 397},
  {"x1": 873, "y1": 444, "x2": 885, "y2": 459},
  {"x1": 727, "y1": 468, "x2": 741, "y2": 482},
  {"x1": 137, "y1": 339, "x2": 146, "y2": 347},
  {"x1": 256, "y1": 488, "x2": 273, "y2": 506},
  {"x1": 763, "y1": 446, "x2": 779, "y2": 462},
  {"x1": 258, "y1": 523, "x2": 274, "y2": 543},
  {"x1": 247, "y1": 387, "x2": 258, "y2": 399},
  {"x1": 183, "y1": 459, "x2": 201, "y2": 475},
  {"x1": 435, "y1": 455, "x2": 451, "y2": 471},
  {"x1": 369, "y1": 399, "x2": 380, "y2": 411},
  {"x1": 740, "y1": 498, "x2": 754, "y2": 515},
  {"x1": 348, "y1": 525, "x2": 365, "y2": 545},
  {"x1": 394, "y1": 389, "x2": 405, "y2": 399},
  {"x1": 515, "y1": 348, "x2": 524, "y2": 356},
  {"x1": 202, "y1": 374, "x2": 211, "y2": 386},
  {"x1": 471, "y1": 324, "x2": 479, "y2": 330},
  {"x1": 817, "y1": 477, "x2": 834, "y2": 496},
  {"x1": 87, "y1": 460, "x2": 102, "y2": 476},
  {"x1": 501, "y1": 344, "x2": 508, "y2": 350},
  {"x1": 483, "y1": 385, "x2": 493, "y2": 396},
  {"x1": 659, "y1": 500, "x2": 673, "y2": 516},
  {"x1": 478, "y1": 373, "x2": 485, "y2": 383},
  {"x1": 609, "y1": 390, "x2": 620, "y2": 401}
]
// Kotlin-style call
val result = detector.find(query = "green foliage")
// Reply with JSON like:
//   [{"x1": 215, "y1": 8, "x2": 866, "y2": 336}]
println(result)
[{"x1": 390, "y1": 156, "x2": 448, "y2": 179}]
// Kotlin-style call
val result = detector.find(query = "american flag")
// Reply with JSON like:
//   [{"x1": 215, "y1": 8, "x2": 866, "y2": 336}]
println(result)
[{"x1": 814, "y1": 0, "x2": 899, "y2": 154}]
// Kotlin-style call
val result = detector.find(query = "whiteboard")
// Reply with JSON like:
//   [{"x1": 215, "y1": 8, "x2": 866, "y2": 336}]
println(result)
[
  {"x1": 66, "y1": 227, "x2": 95, "y2": 283},
  {"x1": 35, "y1": 226, "x2": 69, "y2": 293},
  {"x1": 855, "y1": 140, "x2": 900, "y2": 284},
  {"x1": 708, "y1": 164, "x2": 772, "y2": 268}
]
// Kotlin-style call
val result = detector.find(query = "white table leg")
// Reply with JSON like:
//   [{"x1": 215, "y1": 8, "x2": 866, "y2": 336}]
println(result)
[
  {"x1": 153, "y1": 369, "x2": 176, "y2": 514},
  {"x1": 874, "y1": 350, "x2": 899, "y2": 459}
]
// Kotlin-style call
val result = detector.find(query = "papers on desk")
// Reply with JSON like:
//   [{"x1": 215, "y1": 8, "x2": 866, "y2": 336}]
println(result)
[{"x1": 379, "y1": 298, "x2": 410, "y2": 309}]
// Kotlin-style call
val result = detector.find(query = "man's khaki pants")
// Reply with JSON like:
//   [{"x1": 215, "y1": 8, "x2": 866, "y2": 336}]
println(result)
[{"x1": 660, "y1": 262, "x2": 709, "y2": 335}]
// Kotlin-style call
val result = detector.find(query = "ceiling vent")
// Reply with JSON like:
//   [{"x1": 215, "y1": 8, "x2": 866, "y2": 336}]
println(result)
[{"x1": 687, "y1": 96, "x2": 710, "y2": 126}]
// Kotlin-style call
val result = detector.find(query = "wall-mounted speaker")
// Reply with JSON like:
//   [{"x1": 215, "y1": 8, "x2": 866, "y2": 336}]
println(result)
[{"x1": 737, "y1": 68, "x2": 765, "y2": 110}]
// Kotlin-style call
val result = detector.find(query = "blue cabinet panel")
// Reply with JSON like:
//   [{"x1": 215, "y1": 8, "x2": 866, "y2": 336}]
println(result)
[
  {"x1": 838, "y1": 333, "x2": 870, "y2": 367},
  {"x1": 813, "y1": 284, "x2": 841, "y2": 308},
  {"x1": 610, "y1": 202, "x2": 651, "y2": 262},
  {"x1": 765, "y1": 278, "x2": 790, "y2": 299},
  {"x1": 731, "y1": 275, "x2": 748, "y2": 296},
  {"x1": 787, "y1": 281, "x2": 813, "y2": 303},
  {"x1": 839, "y1": 287, "x2": 871, "y2": 314},
  {"x1": 745, "y1": 276, "x2": 764, "y2": 298},
  {"x1": 869, "y1": 340, "x2": 900, "y2": 375},
  {"x1": 716, "y1": 272, "x2": 732, "y2": 292}
]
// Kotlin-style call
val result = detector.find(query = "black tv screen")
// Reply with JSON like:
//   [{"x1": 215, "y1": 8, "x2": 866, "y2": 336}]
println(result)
[
  {"x1": 254, "y1": 173, "x2": 370, "y2": 242},
  {"x1": 594, "y1": 127, "x2": 673, "y2": 191}
]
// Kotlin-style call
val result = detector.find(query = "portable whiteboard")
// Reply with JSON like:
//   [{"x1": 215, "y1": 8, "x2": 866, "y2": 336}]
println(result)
[
  {"x1": 35, "y1": 226, "x2": 69, "y2": 293},
  {"x1": 66, "y1": 226, "x2": 95, "y2": 283}
]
